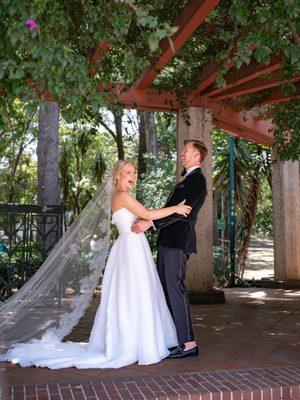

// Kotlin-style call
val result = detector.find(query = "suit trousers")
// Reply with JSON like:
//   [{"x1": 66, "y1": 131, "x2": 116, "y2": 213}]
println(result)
[{"x1": 157, "y1": 245, "x2": 195, "y2": 344}]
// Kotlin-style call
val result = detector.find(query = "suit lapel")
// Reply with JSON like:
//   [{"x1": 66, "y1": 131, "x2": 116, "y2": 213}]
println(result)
[
  {"x1": 165, "y1": 167, "x2": 202, "y2": 205},
  {"x1": 165, "y1": 183, "x2": 178, "y2": 204}
]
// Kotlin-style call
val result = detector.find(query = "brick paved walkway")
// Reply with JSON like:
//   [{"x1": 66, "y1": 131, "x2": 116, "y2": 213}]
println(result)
[
  {"x1": 1, "y1": 288, "x2": 300, "y2": 399},
  {"x1": 2, "y1": 365, "x2": 300, "y2": 400}
]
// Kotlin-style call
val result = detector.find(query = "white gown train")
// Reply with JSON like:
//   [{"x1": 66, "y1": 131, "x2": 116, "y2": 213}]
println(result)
[{"x1": 0, "y1": 207, "x2": 178, "y2": 369}]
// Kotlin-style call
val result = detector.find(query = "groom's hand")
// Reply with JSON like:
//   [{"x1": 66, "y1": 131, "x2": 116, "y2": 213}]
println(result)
[{"x1": 131, "y1": 219, "x2": 152, "y2": 233}]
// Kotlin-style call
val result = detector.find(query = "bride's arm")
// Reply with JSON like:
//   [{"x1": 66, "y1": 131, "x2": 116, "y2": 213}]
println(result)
[{"x1": 117, "y1": 192, "x2": 191, "y2": 220}]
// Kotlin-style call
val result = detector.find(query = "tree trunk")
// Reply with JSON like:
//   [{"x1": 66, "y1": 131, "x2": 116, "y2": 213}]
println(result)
[
  {"x1": 213, "y1": 190, "x2": 219, "y2": 245},
  {"x1": 237, "y1": 173, "x2": 261, "y2": 278},
  {"x1": 137, "y1": 111, "x2": 158, "y2": 180},
  {"x1": 37, "y1": 101, "x2": 60, "y2": 205},
  {"x1": 137, "y1": 111, "x2": 147, "y2": 179},
  {"x1": 144, "y1": 112, "x2": 158, "y2": 159},
  {"x1": 112, "y1": 110, "x2": 124, "y2": 160},
  {"x1": 37, "y1": 101, "x2": 60, "y2": 253},
  {"x1": 7, "y1": 141, "x2": 25, "y2": 203},
  {"x1": 59, "y1": 148, "x2": 69, "y2": 231},
  {"x1": 136, "y1": 111, "x2": 147, "y2": 200}
]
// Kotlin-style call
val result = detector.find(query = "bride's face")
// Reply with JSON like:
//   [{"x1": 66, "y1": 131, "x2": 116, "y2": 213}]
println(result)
[{"x1": 117, "y1": 164, "x2": 137, "y2": 191}]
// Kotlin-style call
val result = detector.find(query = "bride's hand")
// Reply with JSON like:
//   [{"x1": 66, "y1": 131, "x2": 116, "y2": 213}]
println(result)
[{"x1": 176, "y1": 200, "x2": 192, "y2": 217}]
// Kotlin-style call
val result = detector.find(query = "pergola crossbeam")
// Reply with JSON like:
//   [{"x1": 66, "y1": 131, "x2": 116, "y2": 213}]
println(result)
[
  {"x1": 118, "y1": 87, "x2": 274, "y2": 146},
  {"x1": 202, "y1": 54, "x2": 282, "y2": 98},
  {"x1": 212, "y1": 73, "x2": 300, "y2": 100},
  {"x1": 248, "y1": 82, "x2": 300, "y2": 106},
  {"x1": 133, "y1": 0, "x2": 220, "y2": 90},
  {"x1": 214, "y1": 120, "x2": 269, "y2": 146},
  {"x1": 193, "y1": 56, "x2": 235, "y2": 94}
]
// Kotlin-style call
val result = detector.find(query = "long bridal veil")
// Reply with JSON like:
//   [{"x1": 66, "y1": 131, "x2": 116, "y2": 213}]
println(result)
[{"x1": 0, "y1": 177, "x2": 112, "y2": 350}]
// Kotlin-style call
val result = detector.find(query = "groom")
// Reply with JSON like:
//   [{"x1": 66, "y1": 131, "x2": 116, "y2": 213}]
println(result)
[{"x1": 132, "y1": 139, "x2": 208, "y2": 358}]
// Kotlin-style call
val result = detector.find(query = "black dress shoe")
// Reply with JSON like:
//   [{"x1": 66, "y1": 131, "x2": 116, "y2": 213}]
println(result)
[{"x1": 167, "y1": 344, "x2": 199, "y2": 359}]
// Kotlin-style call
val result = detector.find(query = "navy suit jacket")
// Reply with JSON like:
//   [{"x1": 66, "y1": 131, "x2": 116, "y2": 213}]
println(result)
[{"x1": 153, "y1": 167, "x2": 207, "y2": 254}]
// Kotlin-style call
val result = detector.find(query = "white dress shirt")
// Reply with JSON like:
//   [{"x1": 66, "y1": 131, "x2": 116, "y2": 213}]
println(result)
[{"x1": 184, "y1": 165, "x2": 200, "y2": 177}]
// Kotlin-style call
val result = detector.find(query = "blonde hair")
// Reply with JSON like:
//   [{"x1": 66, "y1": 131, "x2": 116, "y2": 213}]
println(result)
[
  {"x1": 112, "y1": 160, "x2": 135, "y2": 187},
  {"x1": 184, "y1": 139, "x2": 208, "y2": 162}
]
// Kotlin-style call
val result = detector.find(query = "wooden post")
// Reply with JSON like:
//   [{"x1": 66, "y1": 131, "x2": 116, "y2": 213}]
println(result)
[
  {"x1": 272, "y1": 153, "x2": 300, "y2": 283},
  {"x1": 177, "y1": 107, "x2": 225, "y2": 303}
]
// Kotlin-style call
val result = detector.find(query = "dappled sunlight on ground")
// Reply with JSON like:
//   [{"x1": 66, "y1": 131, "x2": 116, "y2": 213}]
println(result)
[
  {"x1": 0, "y1": 287, "x2": 299, "y2": 390},
  {"x1": 244, "y1": 236, "x2": 274, "y2": 280}
]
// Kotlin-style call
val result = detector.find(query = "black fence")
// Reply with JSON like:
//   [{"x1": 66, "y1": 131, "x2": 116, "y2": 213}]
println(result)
[{"x1": 0, "y1": 204, "x2": 64, "y2": 301}]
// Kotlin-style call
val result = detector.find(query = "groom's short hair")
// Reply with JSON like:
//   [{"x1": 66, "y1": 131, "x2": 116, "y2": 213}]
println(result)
[{"x1": 184, "y1": 139, "x2": 208, "y2": 162}]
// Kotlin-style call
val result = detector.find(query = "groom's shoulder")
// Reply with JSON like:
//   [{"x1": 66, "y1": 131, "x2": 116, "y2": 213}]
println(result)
[{"x1": 187, "y1": 168, "x2": 206, "y2": 184}]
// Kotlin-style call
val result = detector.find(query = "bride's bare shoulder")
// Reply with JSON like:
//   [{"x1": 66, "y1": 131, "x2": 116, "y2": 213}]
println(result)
[
  {"x1": 111, "y1": 190, "x2": 133, "y2": 210},
  {"x1": 112, "y1": 190, "x2": 132, "y2": 201}
]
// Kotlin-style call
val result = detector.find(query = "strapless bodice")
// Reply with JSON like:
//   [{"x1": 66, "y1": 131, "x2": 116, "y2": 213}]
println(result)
[{"x1": 111, "y1": 207, "x2": 138, "y2": 234}]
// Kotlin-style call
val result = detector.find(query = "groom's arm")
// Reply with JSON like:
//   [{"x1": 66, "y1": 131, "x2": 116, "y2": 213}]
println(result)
[{"x1": 153, "y1": 173, "x2": 206, "y2": 230}]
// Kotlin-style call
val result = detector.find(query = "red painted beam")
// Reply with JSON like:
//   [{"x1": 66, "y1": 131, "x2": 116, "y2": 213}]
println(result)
[
  {"x1": 212, "y1": 72, "x2": 300, "y2": 100},
  {"x1": 119, "y1": 87, "x2": 179, "y2": 111},
  {"x1": 133, "y1": 0, "x2": 220, "y2": 90},
  {"x1": 191, "y1": 38, "x2": 246, "y2": 95},
  {"x1": 195, "y1": 57, "x2": 235, "y2": 94},
  {"x1": 91, "y1": 42, "x2": 110, "y2": 62},
  {"x1": 194, "y1": 40, "x2": 261, "y2": 96},
  {"x1": 117, "y1": 87, "x2": 274, "y2": 145},
  {"x1": 249, "y1": 81, "x2": 300, "y2": 106},
  {"x1": 214, "y1": 119, "x2": 272, "y2": 146},
  {"x1": 207, "y1": 100, "x2": 274, "y2": 146},
  {"x1": 89, "y1": 42, "x2": 110, "y2": 77},
  {"x1": 202, "y1": 54, "x2": 282, "y2": 98},
  {"x1": 214, "y1": 119, "x2": 266, "y2": 145}
]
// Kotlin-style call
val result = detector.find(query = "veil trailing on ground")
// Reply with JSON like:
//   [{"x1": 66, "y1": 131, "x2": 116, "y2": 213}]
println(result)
[{"x1": 0, "y1": 176, "x2": 112, "y2": 350}]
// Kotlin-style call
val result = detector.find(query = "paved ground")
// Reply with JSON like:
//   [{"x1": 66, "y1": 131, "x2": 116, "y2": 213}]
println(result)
[
  {"x1": 1, "y1": 288, "x2": 299, "y2": 399},
  {"x1": 244, "y1": 236, "x2": 274, "y2": 280}
]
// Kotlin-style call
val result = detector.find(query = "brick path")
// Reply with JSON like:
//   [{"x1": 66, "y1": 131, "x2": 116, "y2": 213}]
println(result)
[
  {"x1": 2, "y1": 365, "x2": 300, "y2": 400},
  {"x1": 1, "y1": 288, "x2": 300, "y2": 399}
]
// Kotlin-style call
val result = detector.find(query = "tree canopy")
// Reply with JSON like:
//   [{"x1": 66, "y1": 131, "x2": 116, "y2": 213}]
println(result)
[
  {"x1": 1, "y1": 0, "x2": 299, "y2": 159},
  {"x1": 0, "y1": 0, "x2": 176, "y2": 119}
]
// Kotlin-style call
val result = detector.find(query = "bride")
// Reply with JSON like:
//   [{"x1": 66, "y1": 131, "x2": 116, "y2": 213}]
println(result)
[{"x1": 0, "y1": 160, "x2": 191, "y2": 369}]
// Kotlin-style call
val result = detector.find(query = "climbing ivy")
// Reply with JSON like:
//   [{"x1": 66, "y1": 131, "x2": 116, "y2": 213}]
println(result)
[
  {"x1": 0, "y1": 0, "x2": 176, "y2": 120},
  {"x1": 0, "y1": 0, "x2": 299, "y2": 158}
]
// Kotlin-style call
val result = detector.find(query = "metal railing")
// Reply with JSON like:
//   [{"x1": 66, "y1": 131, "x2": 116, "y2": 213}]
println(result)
[{"x1": 0, "y1": 204, "x2": 64, "y2": 300}]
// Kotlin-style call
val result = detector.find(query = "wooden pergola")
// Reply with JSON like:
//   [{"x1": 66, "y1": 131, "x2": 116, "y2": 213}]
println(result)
[
  {"x1": 94, "y1": 0, "x2": 299, "y2": 148},
  {"x1": 94, "y1": 0, "x2": 300, "y2": 291}
]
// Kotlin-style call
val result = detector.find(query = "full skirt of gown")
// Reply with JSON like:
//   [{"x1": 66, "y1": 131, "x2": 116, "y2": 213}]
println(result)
[{"x1": 0, "y1": 207, "x2": 178, "y2": 369}]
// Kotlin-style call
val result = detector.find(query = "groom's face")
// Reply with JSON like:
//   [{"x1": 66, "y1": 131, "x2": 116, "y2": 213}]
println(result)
[{"x1": 180, "y1": 142, "x2": 200, "y2": 168}]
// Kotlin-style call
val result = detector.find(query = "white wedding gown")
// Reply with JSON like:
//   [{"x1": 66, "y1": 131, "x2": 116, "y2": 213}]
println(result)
[{"x1": 0, "y1": 207, "x2": 178, "y2": 369}]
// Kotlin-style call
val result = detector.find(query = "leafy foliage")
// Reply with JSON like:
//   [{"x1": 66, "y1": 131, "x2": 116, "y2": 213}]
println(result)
[
  {"x1": 0, "y1": 0, "x2": 176, "y2": 119},
  {"x1": 213, "y1": 129, "x2": 273, "y2": 277},
  {"x1": 0, "y1": 99, "x2": 38, "y2": 203},
  {"x1": 272, "y1": 99, "x2": 300, "y2": 161},
  {"x1": 252, "y1": 178, "x2": 273, "y2": 237},
  {"x1": 1, "y1": 1, "x2": 299, "y2": 157}
]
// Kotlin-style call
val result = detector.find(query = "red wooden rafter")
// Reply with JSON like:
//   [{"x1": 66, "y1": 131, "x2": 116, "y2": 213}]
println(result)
[
  {"x1": 201, "y1": 54, "x2": 282, "y2": 98},
  {"x1": 3, "y1": 0, "x2": 296, "y2": 146},
  {"x1": 254, "y1": 81, "x2": 300, "y2": 105},
  {"x1": 117, "y1": 87, "x2": 274, "y2": 145},
  {"x1": 193, "y1": 53, "x2": 235, "y2": 95},
  {"x1": 133, "y1": 0, "x2": 220, "y2": 90},
  {"x1": 212, "y1": 72, "x2": 300, "y2": 101}
]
